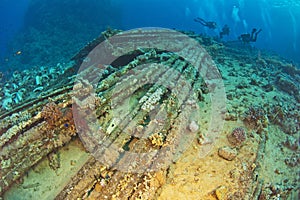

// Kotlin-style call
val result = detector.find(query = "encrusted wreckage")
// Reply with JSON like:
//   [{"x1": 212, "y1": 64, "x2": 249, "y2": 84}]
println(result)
[{"x1": 0, "y1": 28, "x2": 299, "y2": 199}]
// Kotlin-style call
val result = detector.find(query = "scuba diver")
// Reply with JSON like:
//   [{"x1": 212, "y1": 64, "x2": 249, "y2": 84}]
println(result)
[
  {"x1": 239, "y1": 28, "x2": 262, "y2": 43},
  {"x1": 194, "y1": 17, "x2": 217, "y2": 29},
  {"x1": 219, "y1": 24, "x2": 230, "y2": 38}
]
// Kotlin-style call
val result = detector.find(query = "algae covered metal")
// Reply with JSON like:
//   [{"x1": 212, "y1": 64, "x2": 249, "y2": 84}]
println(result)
[{"x1": 1, "y1": 28, "x2": 299, "y2": 200}]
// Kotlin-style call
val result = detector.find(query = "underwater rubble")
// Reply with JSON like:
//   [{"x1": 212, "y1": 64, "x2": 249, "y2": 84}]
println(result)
[{"x1": 0, "y1": 29, "x2": 299, "y2": 200}]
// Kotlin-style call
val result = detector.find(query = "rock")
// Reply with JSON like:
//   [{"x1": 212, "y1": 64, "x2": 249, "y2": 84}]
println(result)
[
  {"x1": 188, "y1": 121, "x2": 199, "y2": 133},
  {"x1": 218, "y1": 146, "x2": 237, "y2": 161}
]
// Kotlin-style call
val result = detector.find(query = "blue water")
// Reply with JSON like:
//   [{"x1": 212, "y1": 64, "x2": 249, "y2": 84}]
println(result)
[
  {"x1": 0, "y1": 0, "x2": 29, "y2": 61},
  {"x1": 0, "y1": 0, "x2": 299, "y2": 72},
  {"x1": 120, "y1": 0, "x2": 300, "y2": 62}
]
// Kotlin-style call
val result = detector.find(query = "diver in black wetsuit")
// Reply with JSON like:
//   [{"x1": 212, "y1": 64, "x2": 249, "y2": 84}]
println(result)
[
  {"x1": 194, "y1": 17, "x2": 217, "y2": 29},
  {"x1": 239, "y1": 28, "x2": 262, "y2": 43},
  {"x1": 219, "y1": 24, "x2": 230, "y2": 38},
  {"x1": 250, "y1": 28, "x2": 262, "y2": 42}
]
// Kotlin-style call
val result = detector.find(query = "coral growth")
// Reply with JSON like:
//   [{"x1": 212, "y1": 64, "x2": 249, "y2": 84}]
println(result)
[
  {"x1": 282, "y1": 136, "x2": 298, "y2": 151},
  {"x1": 267, "y1": 104, "x2": 300, "y2": 135},
  {"x1": 275, "y1": 75, "x2": 299, "y2": 99},
  {"x1": 242, "y1": 106, "x2": 268, "y2": 133},
  {"x1": 227, "y1": 127, "x2": 247, "y2": 146},
  {"x1": 47, "y1": 151, "x2": 61, "y2": 170},
  {"x1": 41, "y1": 101, "x2": 76, "y2": 136},
  {"x1": 41, "y1": 101, "x2": 63, "y2": 127},
  {"x1": 2, "y1": 28, "x2": 300, "y2": 199},
  {"x1": 149, "y1": 132, "x2": 164, "y2": 147},
  {"x1": 284, "y1": 153, "x2": 300, "y2": 167},
  {"x1": 62, "y1": 108, "x2": 76, "y2": 135},
  {"x1": 140, "y1": 88, "x2": 164, "y2": 112}
]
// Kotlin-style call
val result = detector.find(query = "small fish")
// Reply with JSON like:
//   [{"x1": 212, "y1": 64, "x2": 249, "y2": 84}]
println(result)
[{"x1": 16, "y1": 51, "x2": 22, "y2": 55}]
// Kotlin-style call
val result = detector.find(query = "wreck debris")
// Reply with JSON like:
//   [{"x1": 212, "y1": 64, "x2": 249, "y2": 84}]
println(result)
[{"x1": 0, "y1": 28, "x2": 299, "y2": 199}]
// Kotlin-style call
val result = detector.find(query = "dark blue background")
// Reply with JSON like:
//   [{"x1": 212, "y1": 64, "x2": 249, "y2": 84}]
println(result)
[
  {"x1": 0, "y1": 0, "x2": 29, "y2": 59},
  {"x1": 120, "y1": 0, "x2": 300, "y2": 63},
  {"x1": 1, "y1": 0, "x2": 299, "y2": 68}
]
